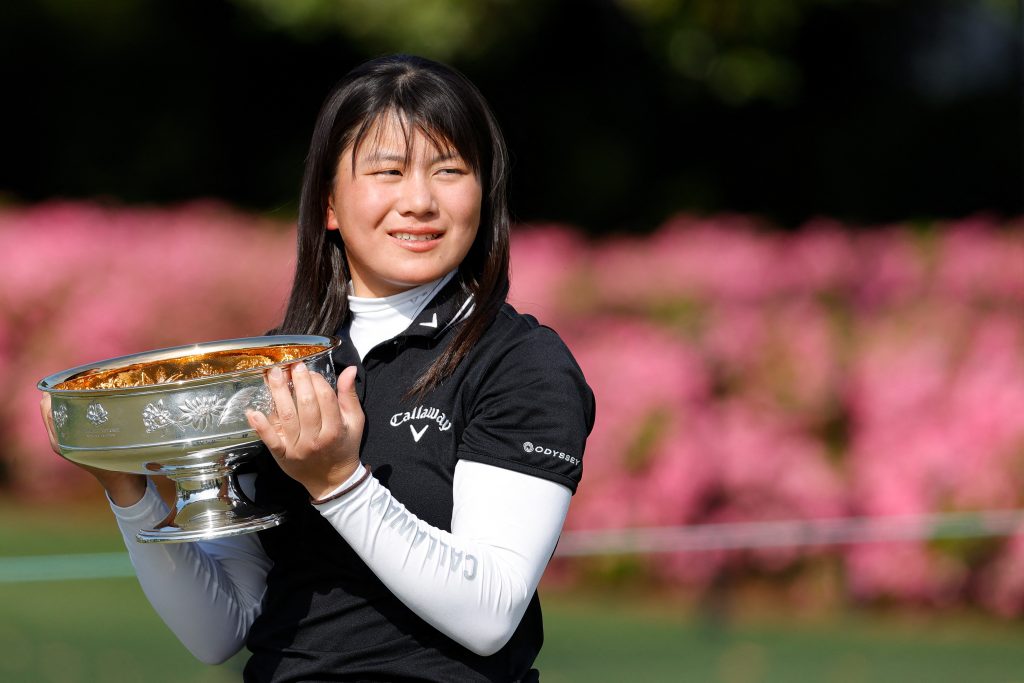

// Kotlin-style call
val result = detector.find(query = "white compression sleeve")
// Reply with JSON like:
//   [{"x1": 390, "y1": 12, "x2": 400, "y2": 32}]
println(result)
[
  {"x1": 111, "y1": 462, "x2": 568, "y2": 661},
  {"x1": 314, "y1": 459, "x2": 571, "y2": 656},
  {"x1": 110, "y1": 475, "x2": 272, "y2": 664}
]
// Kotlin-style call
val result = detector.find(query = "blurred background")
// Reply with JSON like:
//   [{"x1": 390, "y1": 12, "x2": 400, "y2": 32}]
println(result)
[{"x1": 2, "y1": 0, "x2": 1023, "y2": 681}]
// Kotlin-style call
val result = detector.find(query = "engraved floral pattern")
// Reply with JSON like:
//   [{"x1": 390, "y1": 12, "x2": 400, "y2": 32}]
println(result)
[
  {"x1": 52, "y1": 404, "x2": 68, "y2": 429},
  {"x1": 86, "y1": 403, "x2": 109, "y2": 426},
  {"x1": 250, "y1": 385, "x2": 274, "y2": 415},
  {"x1": 177, "y1": 394, "x2": 227, "y2": 430},
  {"x1": 142, "y1": 400, "x2": 174, "y2": 432},
  {"x1": 217, "y1": 385, "x2": 274, "y2": 425}
]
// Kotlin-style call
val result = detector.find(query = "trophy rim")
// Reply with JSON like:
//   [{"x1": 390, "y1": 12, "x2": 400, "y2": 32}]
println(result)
[{"x1": 37, "y1": 334, "x2": 341, "y2": 396}]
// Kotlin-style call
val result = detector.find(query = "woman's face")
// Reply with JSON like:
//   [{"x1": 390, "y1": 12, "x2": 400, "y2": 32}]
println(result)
[{"x1": 327, "y1": 114, "x2": 482, "y2": 298}]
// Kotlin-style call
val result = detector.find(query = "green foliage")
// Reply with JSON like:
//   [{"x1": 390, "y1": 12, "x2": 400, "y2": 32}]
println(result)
[
  {"x1": 929, "y1": 535, "x2": 1002, "y2": 567},
  {"x1": 229, "y1": 0, "x2": 830, "y2": 102},
  {"x1": 813, "y1": 400, "x2": 852, "y2": 465},
  {"x1": 577, "y1": 553, "x2": 652, "y2": 587},
  {"x1": 615, "y1": 0, "x2": 831, "y2": 104},
  {"x1": 231, "y1": 0, "x2": 545, "y2": 60},
  {"x1": 624, "y1": 409, "x2": 673, "y2": 473}
]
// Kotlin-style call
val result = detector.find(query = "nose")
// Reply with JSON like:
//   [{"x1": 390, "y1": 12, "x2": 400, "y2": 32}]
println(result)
[{"x1": 397, "y1": 172, "x2": 436, "y2": 217}]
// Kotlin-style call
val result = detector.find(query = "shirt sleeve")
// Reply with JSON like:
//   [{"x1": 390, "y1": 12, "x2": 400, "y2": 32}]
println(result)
[
  {"x1": 314, "y1": 458, "x2": 571, "y2": 656},
  {"x1": 457, "y1": 326, "x2": 594, "y2": 493},
  {"x1": 109, "y1": 475, "x2": 272, "y2": 664}
]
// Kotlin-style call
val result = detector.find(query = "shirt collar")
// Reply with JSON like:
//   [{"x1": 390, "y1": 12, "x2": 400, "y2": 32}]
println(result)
[
  {"x1": 332, "y1": 273, "x2": 474, "y2": 364},
  {"x1": 400, "y1": 274, "x2": 475, "y2": 340}
]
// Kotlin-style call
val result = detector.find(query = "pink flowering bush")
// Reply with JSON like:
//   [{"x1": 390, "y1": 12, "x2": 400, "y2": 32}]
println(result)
[
  {"x1": 0, "y1": 202, "x2": 294, "y2": 496},
  {"x1": 5, "y1": 202, "x2": 1024, "y2": 614},
  {"x1": 510, "y1": 213, "x2": 1024, "y2": 612}
]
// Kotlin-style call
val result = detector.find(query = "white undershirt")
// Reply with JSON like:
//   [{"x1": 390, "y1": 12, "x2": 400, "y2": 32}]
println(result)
[
  {"x1": 110, "y1": 275, "x2": 572, "y2": 663},
  {"x1": 346, "y1": 271, "x2": 453, "y2": 361}
]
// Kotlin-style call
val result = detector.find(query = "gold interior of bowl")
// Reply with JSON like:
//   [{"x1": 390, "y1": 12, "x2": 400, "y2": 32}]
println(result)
[{"x1": 55, "y1": 345, "x2": 326, "y2": 390}]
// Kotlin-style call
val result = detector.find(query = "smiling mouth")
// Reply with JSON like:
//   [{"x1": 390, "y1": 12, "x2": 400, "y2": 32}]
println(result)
[{"x1": 391, "y1": 232, "x2": 442, "y2": 242}]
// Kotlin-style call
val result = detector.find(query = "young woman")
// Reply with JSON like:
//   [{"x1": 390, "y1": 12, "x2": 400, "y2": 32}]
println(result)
[{"x1": 41, "y1": 54, "x2": 594, "y2": 682}]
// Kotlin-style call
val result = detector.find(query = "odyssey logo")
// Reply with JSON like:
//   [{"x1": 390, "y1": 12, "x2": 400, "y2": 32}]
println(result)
[{"x1": 523, "y1": 441, "x2": 580, "y2": 467}]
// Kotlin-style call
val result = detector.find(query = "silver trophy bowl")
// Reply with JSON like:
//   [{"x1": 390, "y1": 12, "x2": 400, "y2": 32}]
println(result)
[{"x1": 38, "y1": 335, "x2": 340, "y2": 543}]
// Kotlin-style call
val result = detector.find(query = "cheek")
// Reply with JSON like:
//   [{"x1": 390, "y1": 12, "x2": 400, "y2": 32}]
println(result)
[
  {"x1": 338, "y1": 188, "x2": 392, "y2": 229},
  {"x1": 457, "y1": 216, "x2": 481, "y2": 259},
  {"x1": 452, "y1": 184, "x2": 483, "y2": 227}
]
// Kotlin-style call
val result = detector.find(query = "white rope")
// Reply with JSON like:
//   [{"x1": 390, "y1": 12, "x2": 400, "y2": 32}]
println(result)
[
  {"x1": 554, "y1": 510, "x2": 1024, "y2": 556},
  {"x1": 0, "y1": 552, "x2": 134, "y2": 583},
  {"x1": 3, "y1": 511, "x2": 1024, "y2": 583}
]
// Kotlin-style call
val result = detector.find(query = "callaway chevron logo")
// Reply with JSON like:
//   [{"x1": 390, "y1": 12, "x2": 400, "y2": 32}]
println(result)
[{"x1": 390, "y1": 405, "x2": 452, "y2": 443}]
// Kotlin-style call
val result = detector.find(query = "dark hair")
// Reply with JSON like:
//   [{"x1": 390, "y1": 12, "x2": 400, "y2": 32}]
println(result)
[{"x1": 277, "y1": 54, "x2": 510, "y2": 397}]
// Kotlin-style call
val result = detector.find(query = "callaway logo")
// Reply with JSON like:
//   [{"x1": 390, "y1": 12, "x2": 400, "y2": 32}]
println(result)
[
  {"x1": 523, "y1": 441, "x2": 581, "y2": 466},
  {"x1": 391, "y1": 405, "x2": 452, "y2": 443}
]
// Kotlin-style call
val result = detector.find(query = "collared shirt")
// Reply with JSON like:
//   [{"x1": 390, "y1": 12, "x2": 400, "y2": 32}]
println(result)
[{"x1": 245, "y1": 277, "x2": 595, "y2": 682}]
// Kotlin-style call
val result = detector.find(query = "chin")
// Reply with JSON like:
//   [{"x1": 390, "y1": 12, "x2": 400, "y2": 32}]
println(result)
[
  {"x1": 371, "y1": 271, "x2": 449, "y2": 296},
  {"x1": 395, "y1": 267, "x2": 453, "y2": 286}
]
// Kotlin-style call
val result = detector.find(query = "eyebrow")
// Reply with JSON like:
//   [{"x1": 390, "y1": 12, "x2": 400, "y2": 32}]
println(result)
[
  {"x1": 359, "y1": 151, "x2": 462, "y2": 164},
  {"x1": 361, "y1": 152, "x2": 406, "y2": 163},
  {"x1": 430, "y1": 152, "x2": 460, "y2": 163}
]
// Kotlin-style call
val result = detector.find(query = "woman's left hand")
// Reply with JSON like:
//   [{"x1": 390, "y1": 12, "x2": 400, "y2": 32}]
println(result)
[{"x1": 246, "y1": 363, "x2": 364, "y2": 500}]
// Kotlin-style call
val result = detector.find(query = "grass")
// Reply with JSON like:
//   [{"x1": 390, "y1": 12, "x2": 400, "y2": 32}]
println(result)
[
  {"x1": 537, "y1": 591, "x2": 1024, "y2": 682},
  {"x1": 5, "y1": 500, "x2": 1024, "y2": 682},
  {"x1": 0, "y1": 499, "x2": 245, "y2": 682}
]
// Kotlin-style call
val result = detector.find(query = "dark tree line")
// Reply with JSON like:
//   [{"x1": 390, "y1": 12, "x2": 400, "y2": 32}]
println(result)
[{"x1": 2, "y1": 0, "x2": 1019, "y2": 234}]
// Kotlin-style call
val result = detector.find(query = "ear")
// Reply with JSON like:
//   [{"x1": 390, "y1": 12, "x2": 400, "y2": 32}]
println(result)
[{"x1": 326, "y1": 200, "x2": 339, "y2": 231}]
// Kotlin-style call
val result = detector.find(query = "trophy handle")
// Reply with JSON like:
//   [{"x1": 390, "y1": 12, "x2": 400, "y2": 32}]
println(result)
[{"x1": 136, "y1": 452, "x2": 285, "y2": 543}]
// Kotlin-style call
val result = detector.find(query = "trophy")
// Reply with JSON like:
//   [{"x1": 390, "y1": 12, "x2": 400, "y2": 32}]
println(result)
[{"x1": 38, "y1": 335, "x2": 340, "y2": 543}]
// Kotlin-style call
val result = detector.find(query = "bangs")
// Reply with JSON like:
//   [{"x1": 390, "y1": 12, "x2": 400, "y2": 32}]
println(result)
[{"x1": 344, "y1": 82, "x2": 486, "y2": 175}]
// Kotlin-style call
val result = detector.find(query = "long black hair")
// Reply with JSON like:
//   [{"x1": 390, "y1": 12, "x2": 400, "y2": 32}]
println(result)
[{"x1": 277, "y1": 54, "x2": 511, "y2": 397}]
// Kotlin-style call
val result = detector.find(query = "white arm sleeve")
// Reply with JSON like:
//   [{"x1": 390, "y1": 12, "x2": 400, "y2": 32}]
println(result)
[
  {"x1": 110, "y1": 475, "x2": 272, "y2": 664},
  {"x1": 314, "y1": 459, "x2": 571, "y2": 656}
]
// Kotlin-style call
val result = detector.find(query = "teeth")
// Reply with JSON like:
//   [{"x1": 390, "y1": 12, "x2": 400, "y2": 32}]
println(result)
[{"x1": 393, "y1": 233, "x2": 440, "y2": 242}]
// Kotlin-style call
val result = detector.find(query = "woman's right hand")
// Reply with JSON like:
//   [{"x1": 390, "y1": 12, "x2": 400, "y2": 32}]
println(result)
[{"x1": 39, "y1": 393, "x2": 147, "y2": 507}]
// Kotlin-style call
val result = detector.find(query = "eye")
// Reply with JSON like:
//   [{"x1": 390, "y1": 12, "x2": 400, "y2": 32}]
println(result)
[
  {"x1": 373, "y1": 169, "x2": 403, "y2": 177},
  {"x1": 437, "y1": 167, "x2": 467, "y2": 176}
]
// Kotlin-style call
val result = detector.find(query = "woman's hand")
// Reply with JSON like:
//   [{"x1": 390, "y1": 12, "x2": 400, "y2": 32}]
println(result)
[
  {"x1": 38, "y1": 394, "x2": 147, "y2": 507},
  {"x1": 246, "y1": 363, "x2": 363, "y2": 500}
]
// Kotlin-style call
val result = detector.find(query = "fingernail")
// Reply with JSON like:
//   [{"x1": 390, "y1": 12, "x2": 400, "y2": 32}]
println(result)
[
  {"x1": 294, "y1": 362, "x2": 307, "y2": 374},
  {"x1": 270, "y1": 366, "x2": 282, "y2": 380}
]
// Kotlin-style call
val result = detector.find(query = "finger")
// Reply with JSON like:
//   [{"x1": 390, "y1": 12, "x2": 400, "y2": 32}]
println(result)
[
  {"x1": 266, "y1": 365, "x2": 299, "y2": 441},
  {"x1": 311, "y1": 372, "x2": 342, "y2": 436},
  {"x1": 39, "y1": 395, "x2": 58, "y2": 452},
  {"x1": 291, "y1": 362, "x2": 323, "y2": 439},
  {"x1": 336, "y1": 366, "x2": 363, "y2": 429},
  {"x1": 247, "y1": 409, "x2": 285, "y2": 457},
  {"x1": 39, "y1": 394, "x2": 51, "y2": 430}
]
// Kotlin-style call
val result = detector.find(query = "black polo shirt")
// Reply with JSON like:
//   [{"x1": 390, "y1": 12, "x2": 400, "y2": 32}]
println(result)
[{"x1": 244, "y1": 277, "x2": 595, "y2": 682}]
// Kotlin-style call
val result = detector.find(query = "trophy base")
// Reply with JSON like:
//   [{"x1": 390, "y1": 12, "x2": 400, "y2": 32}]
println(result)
[
  {"x1": 136, "y1": 458, "x2": 286, "y2": 544},
  {"x1": 136, "y1": 507, "x2": 287, "y2": 544}
]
